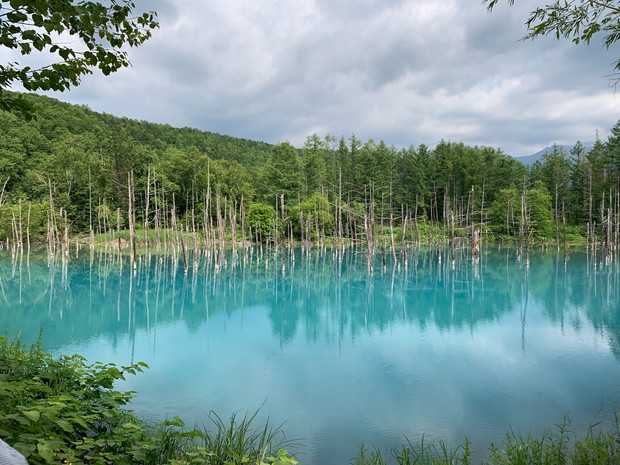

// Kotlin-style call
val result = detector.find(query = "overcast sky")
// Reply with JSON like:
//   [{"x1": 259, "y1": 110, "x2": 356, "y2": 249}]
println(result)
[{"x1": 6, "y1": 0, "x2": 620, "y2": 157}]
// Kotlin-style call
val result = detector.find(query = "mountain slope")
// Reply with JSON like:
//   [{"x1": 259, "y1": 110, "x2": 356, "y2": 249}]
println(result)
[{"x1": 6, "y1": 92, "x2": 274, "y2": 168}]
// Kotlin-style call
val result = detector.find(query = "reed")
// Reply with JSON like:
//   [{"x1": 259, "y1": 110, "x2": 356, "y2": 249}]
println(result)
[
  {"x1": 198, "y1": 410, "x2": 295, "y2": 465},
  {"x1": 353, "y1": 416, "x2": 620, "y2": 465}
]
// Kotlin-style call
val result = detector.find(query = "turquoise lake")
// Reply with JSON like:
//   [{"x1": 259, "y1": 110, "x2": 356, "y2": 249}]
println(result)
[{"x1": 1, "y1": 246, "x2": 619, "y2": 464}]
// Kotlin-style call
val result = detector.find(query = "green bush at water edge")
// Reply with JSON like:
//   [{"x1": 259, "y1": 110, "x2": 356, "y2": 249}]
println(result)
[{"x1": 0, "y1": 334, "x2": 296, "y2": 465}]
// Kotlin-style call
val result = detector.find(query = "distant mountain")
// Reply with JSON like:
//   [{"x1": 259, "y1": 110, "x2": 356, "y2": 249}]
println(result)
[{"x1": 515, "y1": 143, "x2": 595, "y2": 165}]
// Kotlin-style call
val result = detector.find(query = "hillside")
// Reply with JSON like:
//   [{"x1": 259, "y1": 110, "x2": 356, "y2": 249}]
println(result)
[
  {"x1": 1, "y1": 92, "x2": 274, "y2": 168},
  {"x1": 1, "y1": 91, "x2": 618, "y2": 246}
]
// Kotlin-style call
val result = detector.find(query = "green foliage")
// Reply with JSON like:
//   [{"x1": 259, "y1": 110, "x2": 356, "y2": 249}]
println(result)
[
  {"x1": 528, "y1": 181, "x2": 555, "y2": 238},
  {"x1": 247, "y1": 203, "x2": 276, "y2": 242},
  {"x1": 0, "y1": 333, "x2": 152, "y2": 464},
  {"x1": 390, "y1": 436, "x2": 470, "y2": 465},
  {"x1": 0, "y1": 1, "x2": 158, "y2": 119},
  {"x1": 0, "y1": 200, "x2": 48, "y2": 241},
  {"x1": 568, "y1": 141, "x2": 590, "y2": 223},
  {"x1": 572, "y1": 428, "x2": 620, "y2": 465},
  {"x1": 301, "y1": 134, "x2": 326, "y2": 196},
  {"x1": 3, "y1": 92, "x2": 620, "y2": 245},
  {"x1": 489, "y1": 182, "x2": 554, "y2": 239},
  {"x1": 289, "y1": 193, "x2": 333, "y2": 240},
  {"x1": 605, "y1": 120, "x2": 620, "y2": 190},
  {"x1": 354, "y1": 437, "x2": 472, "y2": 465},
  {"x1": 484, "y1": 0, "x2": 620, "y2": 71},
  {"x1": 535, "y1": 144, "x2": 571, "y2": 214},
  {"x1": 396, "y1": 144, "x2": 431, "y2": 209},
  {"x1": 0, "y1": 334, "x2": 296, "y2": 465},
  {"x1": 355, "y1": 444, "x2": 388, "y2": 465},
  {"x1": 212, "y1": 159, "x2": 255, "y2": 204},
  {"x1": 258, "y1": 143, "x2": 303, "y2": 203},
  {"x1": 200, "y1": 411, "x2": 297, "y2": 465},
  {"x1": 353, "y1": 416, "x2": 620, "y2": 465}
]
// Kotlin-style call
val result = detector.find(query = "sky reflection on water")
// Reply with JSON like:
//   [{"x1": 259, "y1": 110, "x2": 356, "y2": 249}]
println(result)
[{"x1": 1, "y1": 246, "x2": 619, "y2": 465}]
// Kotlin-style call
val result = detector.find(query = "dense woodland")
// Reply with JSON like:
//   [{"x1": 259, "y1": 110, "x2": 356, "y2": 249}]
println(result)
[{"x1": 0, "y1": 92, "x2": 619, "y2": 254}]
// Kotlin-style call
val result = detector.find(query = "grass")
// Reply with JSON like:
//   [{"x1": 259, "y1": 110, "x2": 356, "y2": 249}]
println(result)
[
  {"x1": 354, "y1": 417, "x2": 620, "y2": 465},
  {"x1": 355, "y1": 436, "x2": 472, "y2": 465}
]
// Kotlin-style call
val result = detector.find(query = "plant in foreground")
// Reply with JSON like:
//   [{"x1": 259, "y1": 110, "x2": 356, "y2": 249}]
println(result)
[
  {"x1": 354, "y1": 415, "x2": 620, "y2": 465},
  {"x1": 0, "y1": 334, "x2": 296, "y2": 465}
]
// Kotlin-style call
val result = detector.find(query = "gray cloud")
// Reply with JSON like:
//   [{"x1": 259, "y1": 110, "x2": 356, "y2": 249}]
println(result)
[{"x1": 32, "y1": 0, "x2": 620, "y2": 157}]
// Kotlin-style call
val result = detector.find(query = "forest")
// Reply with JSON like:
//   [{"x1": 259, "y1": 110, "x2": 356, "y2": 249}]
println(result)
[{"x1": 0, "y1": 92, "x2": 619, "y2": 255}]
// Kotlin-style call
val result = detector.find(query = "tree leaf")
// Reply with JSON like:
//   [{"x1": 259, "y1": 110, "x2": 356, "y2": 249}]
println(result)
[
  {"x1": 56, "y1": 419, "x2": 74, "y2": 432},
  {"x1": 37, "y1": 442, "x2": 54, "y2": 462},
  {"x1": 23, "y1": 410, "x2": 40, "y2": 422}
]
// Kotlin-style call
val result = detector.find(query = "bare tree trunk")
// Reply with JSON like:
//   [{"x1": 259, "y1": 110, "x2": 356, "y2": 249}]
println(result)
[
  {"x1": 63, "y1": 208, "x2": 69, "y2": 259},
  {"x1": 562, "y1": 200, "x2": 567, "y2": 263},
  {"x1": 414, "y1": 195, "x2": 420, "y2": 246},
  {"x1": 389, "y1": 213, "x2": 397, "y2": 264},
  {"x1": 171, "y1": 195, "x2": 180, "y2": 264},
  {"x1": 206, "y1": 161, "x2": 211, "y2": 249},
  {"x1": 153, "y1": 181, "x2": 162, "y2": 252},
  {"x1": 364, "y1": 185, "x2": 375, "y2": 273},
  {"x1": 399, "y1": 206, "x2": 408, "y2": 267},
  {"x1": 555, "y1": 184, "x2": 560, "y2": 252},
  {"x1": 26, "y1": 203, "x2": 31, "y2": 251},
  {"x1": 588, "y1": 170, "x2": 594, "y2": 250},
  {"x1": 192, "y1": 207, "x2": 198, "y2": 268},
  {"x1": 204, "y1": 191, "x2": 212, "y2": 251},
  {"x1": 117, "y1": 207, "x2": 122, "y2": 259},
  {"x1": 480, "y1": 178, "x2": 486, "y2": 229},
  {"x1": 128, "y1": 172, "x2": 137, "y2": 269},
  {"x1": 144, "y1": 166, "x2": 151, "y2": 250},
  {"x1": 381, "y1": 193, "x2": 386, "y2": 270},
  {"x1": 230, "y1": 200, "x2": 237, "y2": 248},
  {"x1": 281, "y1": 193, "x2": 286, "y2": 245},
  {"x1": 48, "y1": 178, "x2": 58, "y2": 247},
  {"x1": 240, "y1": 195, "x2": 246, "y2": 246},
  {"x1": 338, "y1": 168, "x2": 343, "y2": 244},
  {"x1": 18, "y1": 199, "x2": 23, "y2": 251},
  {"x1": 89, "y1": 167, "x2": 94, "y2": 248},
  {"x1": 0, "y1": 176, "x2": 9, "y2": 208}
]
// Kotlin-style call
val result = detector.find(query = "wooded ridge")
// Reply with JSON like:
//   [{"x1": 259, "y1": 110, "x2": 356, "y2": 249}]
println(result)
[{"x1": 1, "y1": 92, "x2": 619, "y2": 259}]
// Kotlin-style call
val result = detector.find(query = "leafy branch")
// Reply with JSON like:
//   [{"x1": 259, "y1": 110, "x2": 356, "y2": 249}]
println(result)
[
  {"x1": 484, "y1": 0, "x2": 620, "y2": 69},
  {"x1": 0, "y1": 0, "x2": 159, "y2": 119}
]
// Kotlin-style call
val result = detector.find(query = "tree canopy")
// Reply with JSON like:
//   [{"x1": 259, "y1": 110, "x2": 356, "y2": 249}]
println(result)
[
  {"x1": 0, "y1": 0, "x2": 158, "y2": 118},
  {"x1": 2, "y1": 92, "x2": 620, "y2": 245},
  {"x1": 484, "y1": 0, "x2": 620, "y2": 70}
]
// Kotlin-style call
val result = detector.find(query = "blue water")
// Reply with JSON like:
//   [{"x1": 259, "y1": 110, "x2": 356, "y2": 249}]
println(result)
[{"x1": 1, "y1": 246, "x2": 619, "y2": 464}]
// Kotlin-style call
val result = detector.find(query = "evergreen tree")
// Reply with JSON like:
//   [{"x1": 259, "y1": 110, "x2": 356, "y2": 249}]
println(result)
[
  {"x1": 258, "y1": 142, "x2": 303, "y2": 204},
  {"x1": 301, "y1": 134, "x2": 326, "y2": 196},
  {"x1": 605, "y1": 120, "x2": 620, "y2": 192},
  {"x1": 539, "y1": 144, "x2": 571, "y2": 226},
  {"x1": 569, "y1": 141, "x2": 590, "y2": 223},
  {"x1": 586, "y1": 139, "x2": 609, "y2": 221}
]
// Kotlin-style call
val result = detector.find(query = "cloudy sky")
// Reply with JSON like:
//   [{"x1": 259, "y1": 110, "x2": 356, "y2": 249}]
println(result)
[{"x1": 6, "y1": 0, "x2": 620, "y2": 157}]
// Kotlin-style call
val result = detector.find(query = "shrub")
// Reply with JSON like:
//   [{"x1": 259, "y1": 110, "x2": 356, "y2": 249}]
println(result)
[{"x1": 0, "y1": 334, "x2": 296, "y2": 465}]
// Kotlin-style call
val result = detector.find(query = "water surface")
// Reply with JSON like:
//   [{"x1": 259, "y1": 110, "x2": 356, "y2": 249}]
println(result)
[{"x1": 1, "y1": 246, "x2": 619, "y2": 464}]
